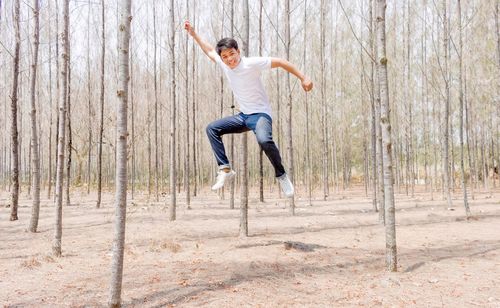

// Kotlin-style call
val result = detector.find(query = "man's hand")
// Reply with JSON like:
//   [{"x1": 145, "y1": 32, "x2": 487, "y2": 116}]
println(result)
[
  {"x1": 301, "y1": 77, "x2": 313, "y2": 92},
  {"x1": 184, "y1": 20, "x2": 217, "y2": 62},
  {"x1": 184, "y1": 20, "x2": 195, "y2": 36}
]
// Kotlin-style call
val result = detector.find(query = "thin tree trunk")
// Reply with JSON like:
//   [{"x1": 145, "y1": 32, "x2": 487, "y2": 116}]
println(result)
[
  {"x1": 169, "y1": 0, "x2": 177, "y2": 221},
  {"x1": 52, "y1": 0, "x2": 61, "y2": 203},
  {"x1": 97, "y1": 0, "x2": 105, "y2": 208},
  {"x1": 258, "y1": 0, "x2": 264, "y2": 203},
  {"x1": 374, "y1": 0, "x2": 385, "y2": 224},
  {"x1": 191, "y1": 0, "x2": 198, "y2": 197},
  {"x1": 370, "y1": 0, "x2": 378, "y2": 212},
  {"x1": 229, "y1": 0, "x2": 236, "y2": 209},
  {"x1": 442, "y1": 0, "x2": 453, "y2": 207},
  {"x1": 457, "y1": 0, "x2": 470, "y2": 217},
  {"x1": 285, "y1": 0, "x2": 295, "y2": 214},
  {"x1": 29, "y1": 0, "x2": 41, "y2": 231},
  {"x1": 86, "y1": 0, "x2": 92, "y2": 195},
  {"x1": 240, "y1": 0, "x2": 250, "y2": 237},
  {"x1": 153, "y1": 2, "x2": 159, "y2": 202},
  {"x1": 108, "y1": 0, "x2": 131, "y2": 305},
  {"x1": 376, "y1": 0, "x2": 397, "y2": 272},
  {"x1": 184, "y1": 0, "x2": 191, "y2": 208},
  {"x1": 130, "y1": 45, "x2": 135, "y2": 200},
  {"x1": 304, "y1": 0, "x2": 312, "y2": 206},
  {"x1": 320, "y1": 0, "x2": 328, "y2": 201},
  {"x1": 9, "y1": 0, "x2": 21, "y2": 221},
  {"x1": 65, "y1": 46, "x2": 72, "y2": 207},
  {"x1": 47, "y1": 0, "x2": 54, "y2": 199},
  {"x1": 53, "y1": 0, "x2": 69, "y2": 257}
]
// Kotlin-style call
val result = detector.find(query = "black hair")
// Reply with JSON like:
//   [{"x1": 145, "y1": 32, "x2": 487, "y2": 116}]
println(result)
[{"x1": 216, "y1": 38, "x2": 239, "y2": 55}]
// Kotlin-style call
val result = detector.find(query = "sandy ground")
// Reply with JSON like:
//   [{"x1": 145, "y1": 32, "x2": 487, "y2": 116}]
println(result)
[{"x1": 1, "y1": 185, "x2": 500, "y2": 307}]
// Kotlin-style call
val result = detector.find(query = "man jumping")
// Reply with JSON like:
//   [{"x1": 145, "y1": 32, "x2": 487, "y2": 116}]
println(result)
[{"x1": 184, "y1": 20, "x2": 313, "y2": 198}]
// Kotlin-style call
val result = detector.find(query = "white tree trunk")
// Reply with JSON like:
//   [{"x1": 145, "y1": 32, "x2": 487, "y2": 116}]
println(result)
[
  {"x1": 169, "y1": 0, "x2": 177, "y2": 221},
  {"x1": 240, "y1": 0, "x2": 250, "y2": 237},
  {"x1": 376, "y1": 0, "x2": 397, "y2": 272},
  {"x1": 108, "y1": 0, "x2": 131, "y2": 306},
  {"x1": 29, "y1": 0, "x2": 41, "y2": 231},
  {"x1": 53, "y1": 0, "x2": 70, "y2": 257}
]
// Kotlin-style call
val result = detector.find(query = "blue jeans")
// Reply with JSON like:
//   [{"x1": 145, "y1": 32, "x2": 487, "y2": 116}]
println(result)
[{"x1": 206, "y1": 112, "x2": 286, "y2": 177}]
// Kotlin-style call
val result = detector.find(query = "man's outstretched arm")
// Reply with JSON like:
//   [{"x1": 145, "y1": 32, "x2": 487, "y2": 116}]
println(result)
[
  {"x1": 184, "y1": 21, "x2": 217, "y2": 63},
  {"x1": 271, "y1": 58, "x2": 313, "y2": 92}
]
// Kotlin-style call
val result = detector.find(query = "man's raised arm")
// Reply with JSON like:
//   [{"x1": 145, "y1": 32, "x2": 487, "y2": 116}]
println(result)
[
  {"x1": 184, "y1": 21, "x2": 218, "y2": 63},
  {"x1": 271, "y1": 58, "x2": 313, "y2": 92}
]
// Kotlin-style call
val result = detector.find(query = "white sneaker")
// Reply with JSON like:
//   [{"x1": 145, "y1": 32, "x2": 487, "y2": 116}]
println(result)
[
  {"x1": 211, "y1": 170, "x2": 236, "y2": 190},
  {"x1": 278, "y1": 173, "x2": 294, "y2": 198}
]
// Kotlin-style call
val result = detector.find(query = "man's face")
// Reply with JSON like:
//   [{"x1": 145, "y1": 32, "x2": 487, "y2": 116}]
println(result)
[{"x1": 220, "y1": 48, "x2": 241, "y2": 69}]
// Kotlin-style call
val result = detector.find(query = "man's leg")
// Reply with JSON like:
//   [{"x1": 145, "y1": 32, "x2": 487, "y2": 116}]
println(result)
[
  {"x1": 246, "y1": 114, "x2": 285, "y2": 177},
  {"x1": 206, "y1": 114, "x2": 249, "y2": 169}
]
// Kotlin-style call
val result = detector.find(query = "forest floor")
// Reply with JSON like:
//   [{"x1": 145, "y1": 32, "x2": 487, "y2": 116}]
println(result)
[{"x1": 1, "y1": 184, "x2": 500, "y2": 307}]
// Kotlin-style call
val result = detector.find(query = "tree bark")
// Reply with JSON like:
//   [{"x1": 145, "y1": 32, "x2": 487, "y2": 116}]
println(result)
[
  {"x1": 86, "y1": 0, "x2": 92, "y2": 195},
  {"x1": 442, "y1": 0, "x2": 453, "y2": 207},
  {"x1": 240, "y1": 0, "x2": 250, "y2": 237},
  {"x1": 457, "y1": 0, "x2": 470, "y2": 217},
  {"x1": 370, "y1": 0, "x2": 378, "y2": 212},
  {"x1": 65, "y1": 45, "x2": 72, "y2": 207},
  {"x1": 169, "y1": 0, "x2": 177, "y2": 221},
  {"x1": 28, "y1": 0, "x2": 41, "y2": 231},
  {"x1": 258, "y1": 0, "x2": 264, "y2": 203},
  {"x1": 184, "y1": 0, "x2": 191, "y2": 208},
  {"x1": 376, "y1": 0, "x2": 397, "y2": 272},
  {"x1": 97, "y1": 0, "x2": 105, "y2": 208},
  {"x1": 10, "y1": 0, "x2": 21, "y2": 221},
  {"x1": 108, "y1": 0, "x2": 131, "y2": 305},
  {"x1": 320, "y1": 0, "x2": 328, "y2": 202},
  {"x1": 53, "y1": 0, "x2": 70, "y2": 257},
  {"x1": 285, "y1": 0, "x2": 295, "y2": 214}
]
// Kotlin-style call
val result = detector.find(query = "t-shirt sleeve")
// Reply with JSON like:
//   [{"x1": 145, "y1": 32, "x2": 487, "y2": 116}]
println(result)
[{"x1": 246, "y1": 57, "x2": 272, "y2": 71}]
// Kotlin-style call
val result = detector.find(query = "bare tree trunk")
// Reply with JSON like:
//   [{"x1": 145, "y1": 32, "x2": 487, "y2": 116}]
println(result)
[
  {"x1": 86, "y1": 0, "x2": 92, "y2": 195},
  {"x1": 240, "y1": 0, "x2": 250, "y2": 237},
  {"x1": 191, "y1": 0, "x2": 198, "y2": 197},
  {"x1": 442, "y1": 0, "x2": 453, "y2": 207},
  {"x1": 376, "y1": 0, "x2": 397, "y2": 272},
  {"x1": 304, "y1": 0, "x2": 312, "y2": 206},
  {"x1": 370, "y1": 0, "x2": 378, "y2": 212},
  {"x1": 153, "y1": 2, "x2": 159, "y2": 202},
  {"x1": 258, "y1": 0, "x2": 264, "y2": 203},
  {"x1": 47, "y1": 0, "x2": 54, "y2": 199},
  {"x1": 320, "y1": 0, "x2": 328, "y2": 201},
  {"x1": 169, "y1": 0, "x2": 177, "y2": 221},
  {"x1": 184, "y1": 0, "x2": 191, "y2": 208},
  {"x1": 108, "y1": 0, "x2": 131, "y2": 305},
  {"x1": 495, "y1": 0, "x2": 500, "y2": 190},
  {"x1": 29, "y1": 0, "x2": 41, "y2": 231},
  {"x1": 53, "y1": 0, "x2": 69, "y2": 257},
  {"x1": 97, "y1": 0, "x2": 105, "y2": 208},
  {"x1": 275, "y1": 0, "x2": 282, "y2": 199},
  {"x1": 374, "y1": 0, "x2": 385, "y2": 224},
  {"x1": 229, "y1": 0, "x2": 236, "y2": 209},
  {"x1": 52, "y1": 0, "x2": 61, "y2": 203},
  {"x1": 130, "y1": 44, "x2": 135, "y2": 200},
  {"x1": 65, "y1": 48, "x2": 72, "y2": 207},
  {"x1": 285, "y1": 0, "x2": 295, "y2": 214},
  {"x1": 9, "y1": 0, "x2": 21, "y2": 221},
  {"x1": 457, "y1": 0, "x2": 470, "y2": 217}
]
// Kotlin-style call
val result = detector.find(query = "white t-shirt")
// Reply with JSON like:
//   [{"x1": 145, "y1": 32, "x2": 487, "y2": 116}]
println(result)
[{"x1": 215, "y1": 55, "x2": 272, "y2": 117}]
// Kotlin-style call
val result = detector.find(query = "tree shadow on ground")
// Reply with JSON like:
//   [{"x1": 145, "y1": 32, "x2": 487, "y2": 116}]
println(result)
[
  {"x1": 124, "y1": 238, "x2": 500, "y2": 307},
  {"x1": 235, "y1": 240, "x2": 327, "y2": 252}
]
